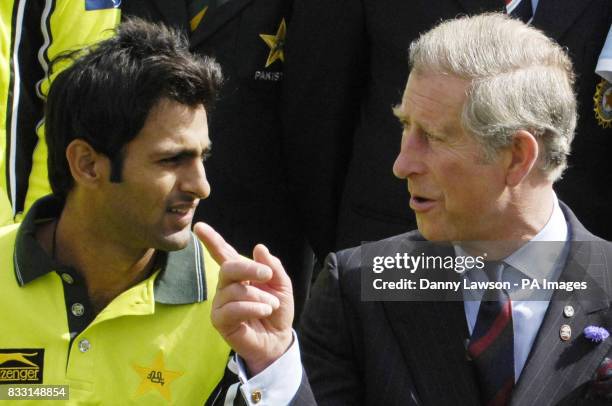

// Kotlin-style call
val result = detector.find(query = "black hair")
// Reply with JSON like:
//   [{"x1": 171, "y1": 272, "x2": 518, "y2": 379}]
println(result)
[{"x1": 45, "y1": 17, "x2": 223, "y2": 200}]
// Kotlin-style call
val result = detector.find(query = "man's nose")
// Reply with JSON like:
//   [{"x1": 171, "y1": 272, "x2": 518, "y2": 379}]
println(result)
[
  {"x1": 181, "y1": 160, "x2": 211, "y2": 199},
  {"x1": 393, "y1": 130, "x2": 426, "y2": 179}
]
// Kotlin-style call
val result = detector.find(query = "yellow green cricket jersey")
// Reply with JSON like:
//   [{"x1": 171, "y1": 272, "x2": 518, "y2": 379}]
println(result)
[
  {"x1": 0, "y1": 196, "x2": 231, "y2": 404},
  {"x1": 0, "y1": 1, "x2": 121, "y2": 225}
]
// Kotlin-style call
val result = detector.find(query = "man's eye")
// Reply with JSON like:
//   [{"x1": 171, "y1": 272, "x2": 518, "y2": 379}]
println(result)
[
  {"x1": 423, "y1": 131, "x2": 441, "y2": 142},
  {"x1": 160, "y1": 156, "x2": 181, "y2": 165}
]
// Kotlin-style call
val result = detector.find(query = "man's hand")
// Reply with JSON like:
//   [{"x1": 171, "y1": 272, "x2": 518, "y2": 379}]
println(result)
[{"x1": 194, "y1": 222, "x2": 294, "y2": 375}]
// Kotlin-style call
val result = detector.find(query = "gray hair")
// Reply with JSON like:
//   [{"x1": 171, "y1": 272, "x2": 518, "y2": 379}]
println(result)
[{"x1": 409, "y1": 13, "x2": 576, "y2": 181}]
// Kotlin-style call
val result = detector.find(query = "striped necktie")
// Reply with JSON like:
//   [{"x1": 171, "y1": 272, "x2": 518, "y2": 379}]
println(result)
[
  {"x1": 188, "y1": 0, "x2": 215, "y2": 32},
  {"x1": 468, "y1": 261, "x2": 514, "y2": 406},
  {"x1": 505, "y1": 0, "x2": 533, "y2": 24}
]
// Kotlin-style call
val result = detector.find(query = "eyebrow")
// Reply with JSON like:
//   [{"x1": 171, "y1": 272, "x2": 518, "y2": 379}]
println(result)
[
  {"x1": 152, "y1": 144, "x2": 212, "y2": 159},
  {"x1": 392, "y1": 104, "x2": 442, "y2": 136}
]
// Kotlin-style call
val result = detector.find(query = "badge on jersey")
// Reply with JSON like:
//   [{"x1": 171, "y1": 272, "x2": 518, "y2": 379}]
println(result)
[
  {"x1": 0, "y1": 349, "x2": 45, "y2": 384},
  {"x1": 254, "y1": 19, "x2": 286, "y2": 82},
  {"x1": 85, "y1": 0, "x2": 121, "y2": 11},
  {"x1": 259, "y1": 18, "x2": 287, "y2": 68},
  {"x1": 132, "y1": 352, "x2": 184, "y2": 401}
]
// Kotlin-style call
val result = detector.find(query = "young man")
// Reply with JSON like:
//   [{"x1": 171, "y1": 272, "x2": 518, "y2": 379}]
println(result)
[{"x1": 0, "y1": 19, "x2": 311, "y2": 405}]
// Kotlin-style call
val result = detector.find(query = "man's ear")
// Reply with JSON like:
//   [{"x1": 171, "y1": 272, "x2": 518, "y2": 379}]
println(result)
[
  {"x1": 505, "y1": 130, "x2": 539, "y2": 187},
  {"x1": 65, "y1": 139, "x2": 109, "y2": 189}
]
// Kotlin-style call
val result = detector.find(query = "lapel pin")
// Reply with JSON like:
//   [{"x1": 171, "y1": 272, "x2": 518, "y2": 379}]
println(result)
[
  {"x1": 563, "y1": 305, "x2": 575, "y2": 318},
  {"x1": 584, "y1": 326, "x2": 610, "y2": 343},
  {"x1": 560, "y1": 324, "x2": 572, "y2": 341}
]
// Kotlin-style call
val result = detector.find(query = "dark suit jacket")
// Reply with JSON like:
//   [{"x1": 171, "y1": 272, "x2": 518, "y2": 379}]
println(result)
[
  {"x1": 283, "y1": 0, "x2": 612, "y2": 263},
  {"x1": 300, "y1": 204, "x2": 612, "y2": 405},
  {"x1": 122, "y1": 0, "x2": 313, "y2": 320}
]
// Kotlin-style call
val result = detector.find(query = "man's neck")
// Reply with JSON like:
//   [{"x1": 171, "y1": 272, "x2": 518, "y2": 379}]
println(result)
[
  {"x1": 502, "y1": 184, "x2": 555, "y2": 241},
  {"x1": 37, "y1": 201, "x2": 158, "y2": 314},
  {"x1": 459, "y1": 187, "x2": 555, "y2": 259}
]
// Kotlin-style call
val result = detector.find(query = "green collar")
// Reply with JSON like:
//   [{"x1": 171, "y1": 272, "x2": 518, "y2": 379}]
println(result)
[{"x1": 14, "y1": 195, "x2": 207, "y2": 304}]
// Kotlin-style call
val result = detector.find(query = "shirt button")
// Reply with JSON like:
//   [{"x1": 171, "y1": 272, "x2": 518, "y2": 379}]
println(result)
[
  {"x1": 251, "y1": 390, "x2": 262, "y2": 404},
  {"x1": 78, "y1": 339, "x2": 91, "y2": 353},
  {"x1": 71, "y1": 303, "x2": 85, "y2": 317},
  {"x1": 61, "y1": 273, "x2": 74, "y2": 284}
]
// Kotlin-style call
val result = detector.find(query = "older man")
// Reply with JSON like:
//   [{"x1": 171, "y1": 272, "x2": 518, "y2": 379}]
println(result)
[{"x1": 300, "y1": 13, "x2": 612, "y2": 406}]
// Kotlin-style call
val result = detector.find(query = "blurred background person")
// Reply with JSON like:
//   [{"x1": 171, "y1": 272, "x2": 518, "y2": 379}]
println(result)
[{"x1": 0, "y1": 0, "x2": 120, "y2": 226}]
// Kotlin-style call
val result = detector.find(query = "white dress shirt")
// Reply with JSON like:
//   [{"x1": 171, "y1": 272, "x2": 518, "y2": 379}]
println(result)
[
  {"x1": 461, "y1": 194, "x2": 569, "y2": 380},
  {"x1": 228, "y1": 331, "x2": 302, "y2": 405}
]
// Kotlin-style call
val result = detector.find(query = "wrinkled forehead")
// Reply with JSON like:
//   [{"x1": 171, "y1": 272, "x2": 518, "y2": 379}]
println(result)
[
  {"x1": 402, "y1": 71, "x2": 469, "y2": 104},
  {"x1": 400, "y1": 72, "x2": 470, "y2": 132}
]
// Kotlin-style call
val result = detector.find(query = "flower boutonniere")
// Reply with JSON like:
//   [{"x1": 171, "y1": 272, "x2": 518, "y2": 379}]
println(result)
[{"x1": 584, "y1": 326, "x2": 610, "y2": 343}]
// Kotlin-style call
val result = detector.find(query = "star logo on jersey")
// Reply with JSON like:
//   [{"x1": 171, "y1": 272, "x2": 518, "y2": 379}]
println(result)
[
  {"x1": 594, "y1": 79, "x2": 612, "y2": 128},
  {"x1": 132, "y1": 352, "x2": 184, "y2": 401},
  {"x1": 259, "y1": 19, "x2": 287, "y2": 68},
  {"x1": 190, "y1": 6, "x2": 208, "y2": 32}
]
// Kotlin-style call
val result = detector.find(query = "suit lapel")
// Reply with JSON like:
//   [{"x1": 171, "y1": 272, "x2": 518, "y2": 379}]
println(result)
[
  {"x1": 189, "y1": 0, "x2": 253, "y2": 48},
  {"x1": 532, "y1": 0, "x2": 594, "y2": 41},
  {"x1": 511, "y1": 206, "x2": 612, "y2": 404},
  {"x1": 383, "y1": 242, "x2": 481, "y2": 405}
]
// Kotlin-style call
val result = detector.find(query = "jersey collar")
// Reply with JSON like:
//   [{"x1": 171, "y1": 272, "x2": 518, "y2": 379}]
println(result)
[{"x1": 13, "y1": 195, "x2": 207, "y2": 304}]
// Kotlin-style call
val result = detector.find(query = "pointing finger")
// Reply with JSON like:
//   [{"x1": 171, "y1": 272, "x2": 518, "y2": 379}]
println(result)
[{"x1": 194, "y1": 222, "x2": 240, "y2": 264}]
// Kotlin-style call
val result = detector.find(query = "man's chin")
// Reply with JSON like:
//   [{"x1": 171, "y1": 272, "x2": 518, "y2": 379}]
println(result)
[
  {"x1": 156, "y1": 229, "x2": 192, "y2": 251},
  {"x1": 416, "y1": 221, "x2": 449, "y2": 242}
]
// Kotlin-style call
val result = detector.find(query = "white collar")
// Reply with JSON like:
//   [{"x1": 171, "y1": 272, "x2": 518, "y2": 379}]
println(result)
[
  {"x1": 504, "y1": 193, "x2": 567, "y2": 280},
  {"x1": 454, "y1": 193, "x2": 568, "y2": 280}
]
